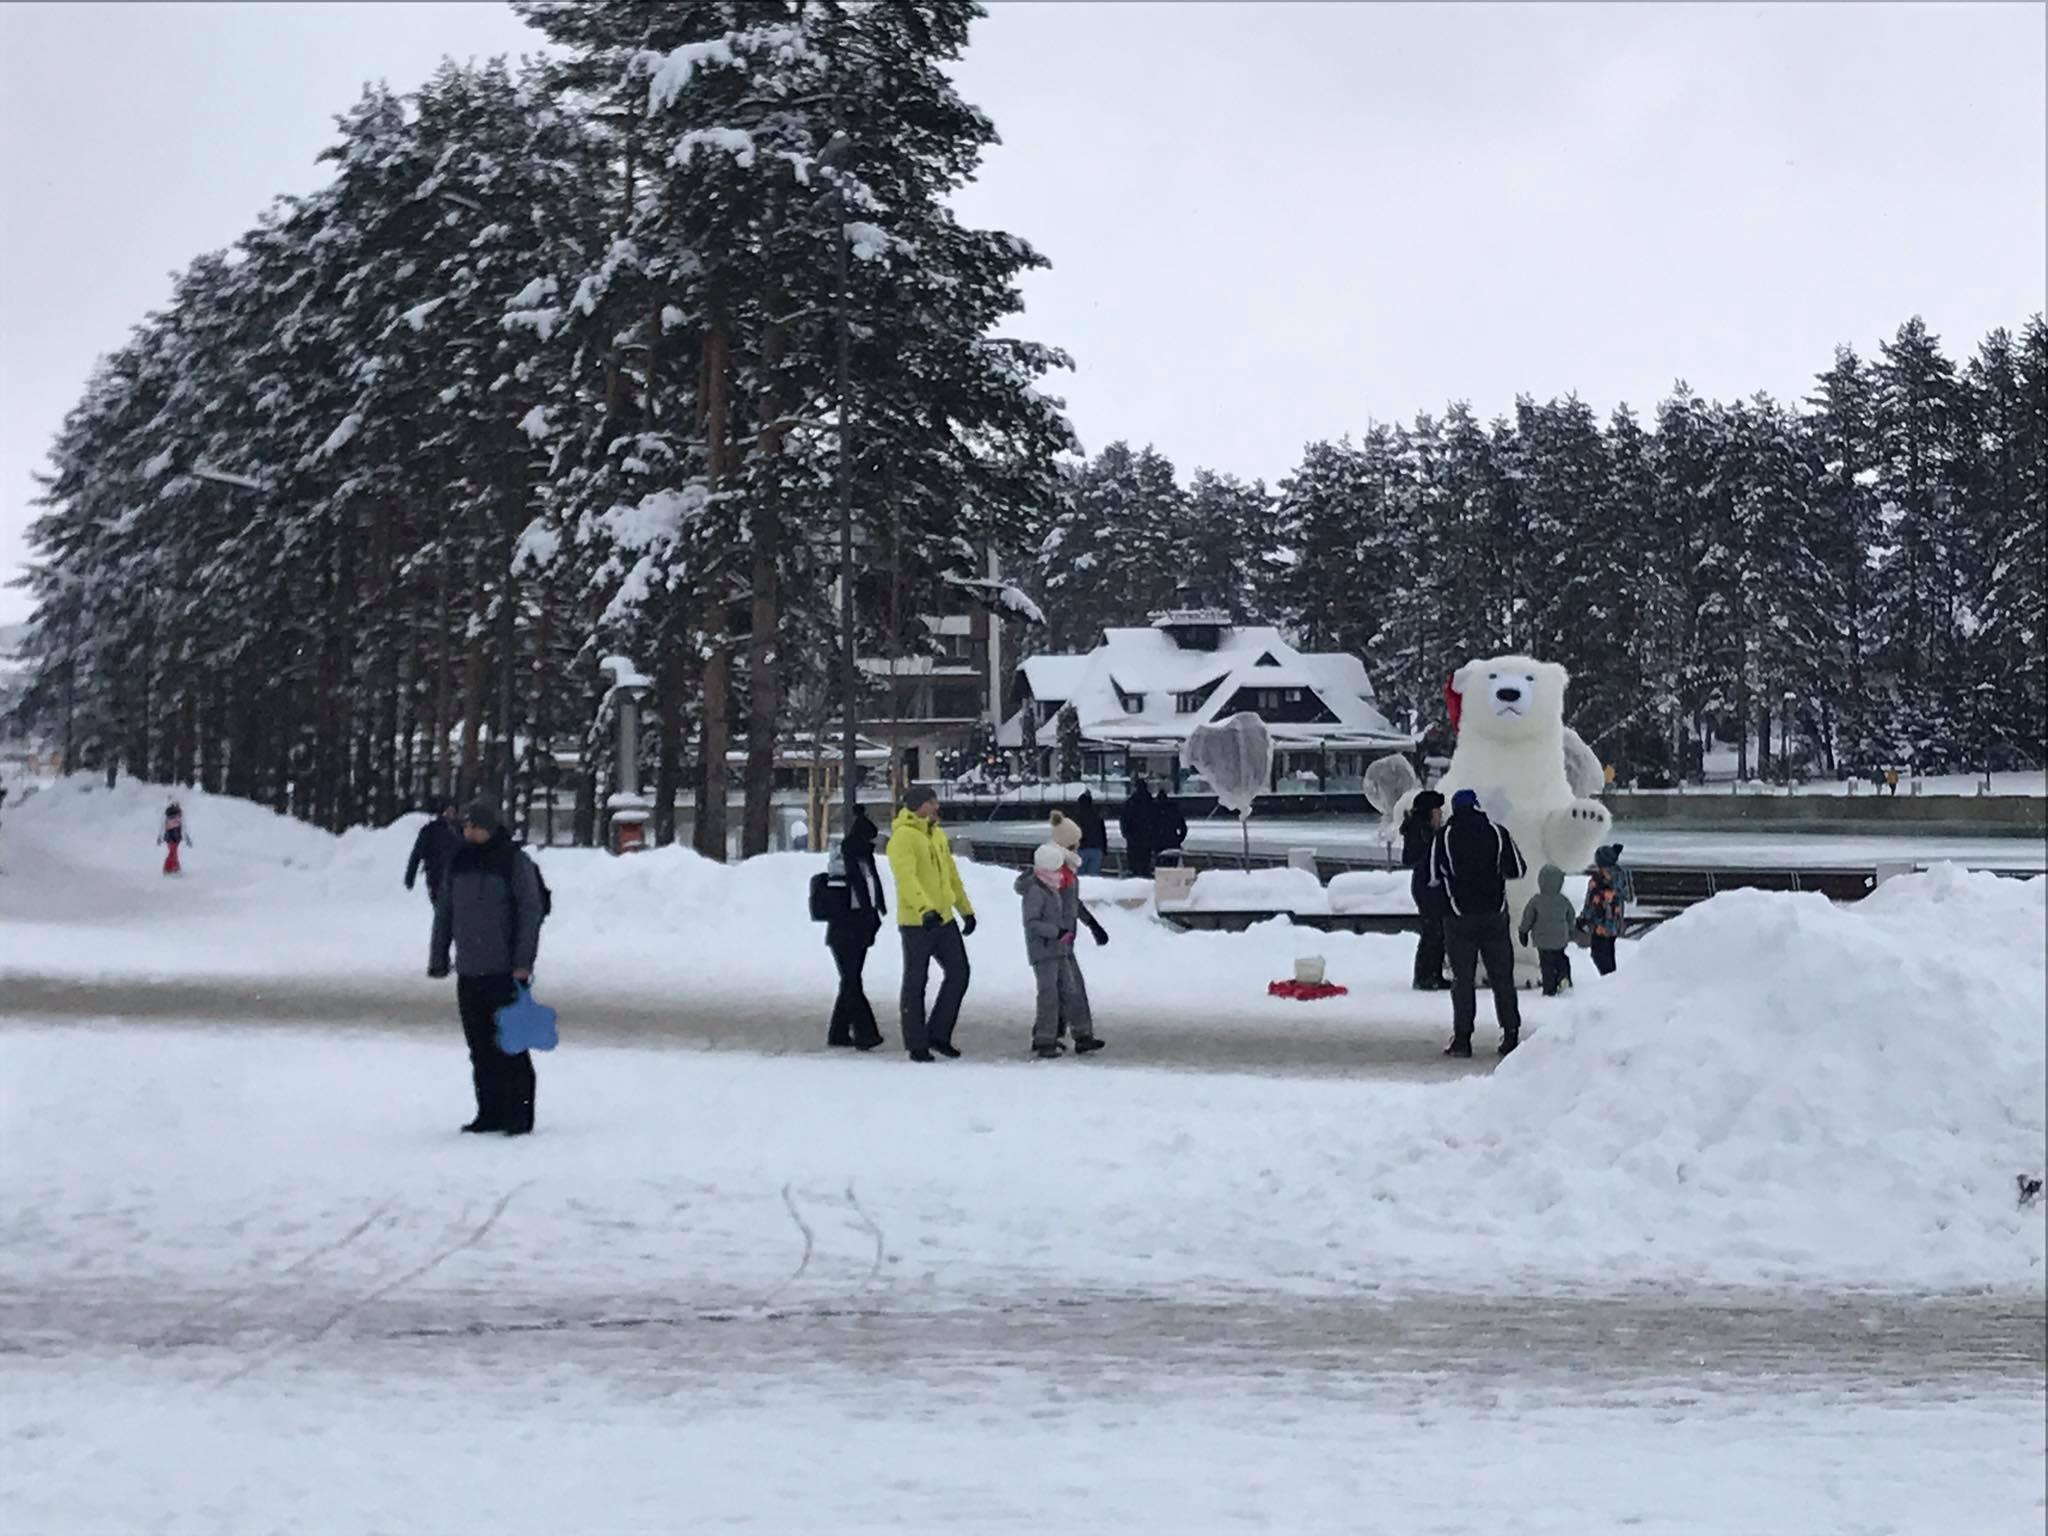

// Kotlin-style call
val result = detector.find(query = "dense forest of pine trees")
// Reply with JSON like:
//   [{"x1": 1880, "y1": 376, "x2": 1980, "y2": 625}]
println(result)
[
  {"x1": 12, "y1": 2, "x2": 2044, "y2": 843},
  {"x1": 1033, "y1": 317, "x2": 2046, "y2": 787},
  {"x1": 15, "y1": 4, "x2": 1074, "y2": 849}
]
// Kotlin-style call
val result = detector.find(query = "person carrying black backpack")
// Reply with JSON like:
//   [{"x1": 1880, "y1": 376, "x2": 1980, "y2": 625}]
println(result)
[
  {"x1": 817, "y1": 805, "x2": 887, "y2": 1050},
  {"x1": 1426, "y1": 789, "x2": 1527, "y2": 1059}
]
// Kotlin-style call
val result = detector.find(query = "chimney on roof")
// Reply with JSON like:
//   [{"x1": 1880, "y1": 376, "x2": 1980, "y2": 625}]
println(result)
[{"x1": 1148, "y1": 581, "x2": 1232, "y2": 650}]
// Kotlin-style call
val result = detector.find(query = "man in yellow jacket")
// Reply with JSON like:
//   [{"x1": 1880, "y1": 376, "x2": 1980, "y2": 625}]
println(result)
[{"x1": 887, "y1": 785, "x2": 976, "y2": 1062}]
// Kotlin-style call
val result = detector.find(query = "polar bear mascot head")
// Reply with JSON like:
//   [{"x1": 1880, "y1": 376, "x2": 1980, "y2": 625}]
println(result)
[{"x1": 1449, "y1": 657, "x2": 1570, "y2": 756}]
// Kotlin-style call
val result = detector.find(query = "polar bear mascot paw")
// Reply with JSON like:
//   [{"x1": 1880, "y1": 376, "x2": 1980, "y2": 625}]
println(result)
[{"x1": 1439, "y1": 655, "x2": 1612, "y2": 983}]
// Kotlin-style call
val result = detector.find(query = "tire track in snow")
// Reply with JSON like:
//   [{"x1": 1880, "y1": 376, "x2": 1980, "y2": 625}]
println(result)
[
  {"x1": 151, "y1": 1194, "x2": 399, "y2": 1350},
  {"x1": 844, "y1": 1182, "x2": 886, "y2": 1289},
  {"x1": 215, "y1": 1181, "x2": 529, "y2": 1387}
]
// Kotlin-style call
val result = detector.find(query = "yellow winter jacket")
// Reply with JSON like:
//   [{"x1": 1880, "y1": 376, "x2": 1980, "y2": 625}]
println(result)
[{"x1": 887, "y1": 807, "x2": 974, "y2": 928}]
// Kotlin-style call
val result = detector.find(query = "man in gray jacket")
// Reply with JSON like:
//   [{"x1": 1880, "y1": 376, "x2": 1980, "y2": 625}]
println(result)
[{"x1": 430, "y1": 797, "x2": 545, "y2": 1135}]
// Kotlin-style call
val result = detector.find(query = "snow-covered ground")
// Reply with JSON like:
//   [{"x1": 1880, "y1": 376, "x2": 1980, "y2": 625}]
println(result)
[{"x1": 4, "y1": 776, "x2": 2045, "y2": 1531}]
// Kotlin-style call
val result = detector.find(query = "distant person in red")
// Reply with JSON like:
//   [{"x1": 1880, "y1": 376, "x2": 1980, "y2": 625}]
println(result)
[{"x1": 158, "y1": 800, "x2": 190, "y2": 875}]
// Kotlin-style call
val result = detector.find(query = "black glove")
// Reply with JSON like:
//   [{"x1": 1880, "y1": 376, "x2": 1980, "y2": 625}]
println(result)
[
  {"x1": 922, "y1": 912, "x2": 942, "y2": 930},
  {"x1": 960, "y1": 913, "x2": 977, "y2": 937},
  {"x1": 1092, "y1": 926, "x2": 1109, "y2": 947},
  {"x1": 428, "y1": 964, "x2": 449, "y2": 980}
]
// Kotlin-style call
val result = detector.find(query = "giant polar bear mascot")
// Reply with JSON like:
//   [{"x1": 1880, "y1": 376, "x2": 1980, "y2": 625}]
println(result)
[{"x1": 1371, "y1": 655, "x2": 1612, "y2": 984}]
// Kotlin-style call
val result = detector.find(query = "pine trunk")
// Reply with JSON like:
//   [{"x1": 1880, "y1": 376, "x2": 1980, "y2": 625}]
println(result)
[{"x1": 741, "y1": 293, "x2": 791, "y2": 857}]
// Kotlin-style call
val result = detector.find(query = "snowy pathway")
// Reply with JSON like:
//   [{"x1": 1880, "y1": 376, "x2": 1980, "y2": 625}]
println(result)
[{"x1": 6, "y1": 1023, "x2": 2043, "y2": 1534}]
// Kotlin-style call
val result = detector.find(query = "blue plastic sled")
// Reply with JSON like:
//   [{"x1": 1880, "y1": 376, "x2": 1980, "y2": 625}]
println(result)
[{"x1": 495, "y1": 984, "x2": 559, "y2": 1054}]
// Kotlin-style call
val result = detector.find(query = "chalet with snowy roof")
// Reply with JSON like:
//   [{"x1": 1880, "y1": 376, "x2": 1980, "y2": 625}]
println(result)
[{"x1": 999, "y1": 602, "x2": 1411, "y2": 792}]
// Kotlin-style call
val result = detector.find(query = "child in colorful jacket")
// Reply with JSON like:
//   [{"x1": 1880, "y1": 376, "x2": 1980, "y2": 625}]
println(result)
[{"x1": 1580, "y1": 842, "x2": 1629, "y2": 975}]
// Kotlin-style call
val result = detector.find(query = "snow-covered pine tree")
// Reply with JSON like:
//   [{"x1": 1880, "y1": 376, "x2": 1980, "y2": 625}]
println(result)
[
  {"x1": 1176, "y1": 469, "x2": 1274, "y2": 620},
  {"x1": 1958, "y1": 321, "x2": 2046, "y2": 766},
  {"x1": 1037, "y1": 443, "x2": 1182, "y2": 651},
  {"x1": 1871, "y1": 317, "x2": 1970, "y2": 768},
  {"x1": 1803, "y1": 345, "x2": 1883, "y2": 770},
  {"x1": 1647, "y1": 384, "x2": 1726, "y2": 778},
  {"x1": 518, "y1": 0, "x2": 1073, "y2": 856}
]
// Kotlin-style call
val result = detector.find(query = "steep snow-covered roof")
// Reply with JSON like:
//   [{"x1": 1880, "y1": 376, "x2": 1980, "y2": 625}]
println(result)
[{"x1": 1009, "y1": 624, "x2": 1406, "y2": 749}]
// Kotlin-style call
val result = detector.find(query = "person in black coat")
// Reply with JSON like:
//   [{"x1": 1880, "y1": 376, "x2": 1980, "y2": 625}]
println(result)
[
  {"x1": 1071, "y1": 791, "x2": 1110, "y2": 877},
  {"x1": 1118, "y1": 780, "x2": 1158, "y2": 878},
  {"x1": 1426, "y1": 789, "x2": 1527, "y2": 1059},
  {"x1": 826, "y1": 806, "x2": 888, "y2": 1050},
  {"x1": 405, "y1": 795, "x2": 463, "y2": 905},
  {"x1": 1154, "y1": 789, "x2": 1189, "y2": 865},
  {"x1": 1400, "y1": 789, "x2": 1447, "y2": 991}
]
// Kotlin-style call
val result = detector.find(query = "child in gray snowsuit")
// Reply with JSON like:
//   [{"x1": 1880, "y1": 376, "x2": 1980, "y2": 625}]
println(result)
[
  {"x1": 1518, "y1": 863, "x2": 1577, "y2": 997},
  {"x1": 1016, "y1": 842, "x2": 1106, "y2": 1059}
]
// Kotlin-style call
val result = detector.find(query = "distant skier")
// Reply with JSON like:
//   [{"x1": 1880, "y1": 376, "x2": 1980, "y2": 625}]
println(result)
[
  {"x1": 158, "y1": 800, "x2": 190, "y2": 875},
  {"x1": 404, "y1": 794, "x2": 463, "y2": 906}
]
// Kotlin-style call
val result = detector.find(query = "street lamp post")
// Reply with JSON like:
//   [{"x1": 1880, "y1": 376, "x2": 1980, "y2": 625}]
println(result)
[
  {"x1": 1975, "y1": 681, "x2": 1996, "y2": 794},
  {"x1": 1780, "y1": 690, "x2": 1796, "y2": 792},
  {"x1": 817, "y1": 131, "x2": 859, "y2": 835}
]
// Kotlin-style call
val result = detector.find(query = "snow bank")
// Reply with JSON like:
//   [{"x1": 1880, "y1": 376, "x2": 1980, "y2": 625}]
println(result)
[{"x1": 1437, "y1": 866, "x2": 2047, "y2": 1288}]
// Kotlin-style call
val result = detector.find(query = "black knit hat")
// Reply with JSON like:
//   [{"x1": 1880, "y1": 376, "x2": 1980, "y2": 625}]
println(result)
[{"x1": 463, "y1": 796, "x2": 501, "y2": 831}]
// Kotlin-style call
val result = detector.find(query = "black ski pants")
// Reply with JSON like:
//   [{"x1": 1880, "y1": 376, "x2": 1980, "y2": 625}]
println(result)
[
  {"x1": 827, "y1": 927, "x2": 883, "y2": 1048},
  {"x1": 1412, "y1": 884, "x2": 1447, "y2": 987},
  {"x1": 458, "y1": 973, "x2": 535, "y2": 1128},
  {"x1": 1444, "y1": 909, "x2": 1523, "y2": 1048},
  {"x1": 900, "y1": 920, "x2": 970, "y2": 1056}
]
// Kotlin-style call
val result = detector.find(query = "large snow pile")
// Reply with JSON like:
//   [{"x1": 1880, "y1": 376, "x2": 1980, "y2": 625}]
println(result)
[{"x1": 1428, "y1": 864, "x2": 2048, "y2": 1287}]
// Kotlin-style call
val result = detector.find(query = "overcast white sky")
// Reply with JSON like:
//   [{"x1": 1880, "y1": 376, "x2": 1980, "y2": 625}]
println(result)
[{"x1": 2, "y1": 1, "x2": 2043, "y2": 624}]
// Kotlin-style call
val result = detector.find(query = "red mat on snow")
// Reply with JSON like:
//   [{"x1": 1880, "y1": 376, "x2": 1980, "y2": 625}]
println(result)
[{"x1": 1267, "y1": 980, "x2": 1350, "y2": 1001}]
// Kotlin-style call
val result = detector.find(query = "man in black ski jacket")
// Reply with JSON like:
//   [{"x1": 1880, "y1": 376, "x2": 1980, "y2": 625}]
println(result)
[
  {"x1": 405, "y1": 795, "x2": 462, "y2": 905},
  {"x1": 1426, "y1": 788, "x2": 1526, "y2": 1058},
  {"x1": 1119, "y1": 781, "x2": 1159, "y2": 878},
  {"x1": 1154, "y1": 789, "x2": 1189, "y2": 863},
  {"x1": 429, "y1": 797, "x2": 545, "y2": 1135}
]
